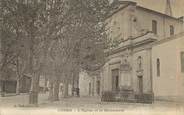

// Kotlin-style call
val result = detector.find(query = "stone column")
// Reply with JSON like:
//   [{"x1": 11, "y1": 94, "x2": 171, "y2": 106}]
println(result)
[
  {"x1": 120, "y1": 51, "x2": 133, "y2": 90},
  {"x1": 146, "y1": 47, "x2": 153, "y2": 94}
]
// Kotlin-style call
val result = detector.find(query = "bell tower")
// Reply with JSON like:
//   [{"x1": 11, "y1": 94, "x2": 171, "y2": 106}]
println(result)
[{"x1": 165, "y1": 0, "x2": 173, "y2": 16}]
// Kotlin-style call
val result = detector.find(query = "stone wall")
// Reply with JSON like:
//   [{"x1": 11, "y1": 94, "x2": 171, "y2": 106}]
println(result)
[
  {"x1": 79, "y1": 71, "x2": 100, "y2": 97},
  {"x1": 106, "y1": 2, "x2": 184, "y2": 43},
  {"x1": 152, "y1": 33, "x2": 184, "y2": 99},
  {"x1": 136, "y1": 7, "x2": 184, "y2": 39}
]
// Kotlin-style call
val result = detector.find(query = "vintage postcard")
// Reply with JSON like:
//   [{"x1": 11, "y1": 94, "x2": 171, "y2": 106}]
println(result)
[{"x1": 0, "y1": 0, "x2": 184, "y2": 115}]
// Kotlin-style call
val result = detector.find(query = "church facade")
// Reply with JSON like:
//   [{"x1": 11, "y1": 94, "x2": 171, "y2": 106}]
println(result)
[
  {"x1": 100, "y1": 0, "x2": 184, "y2": 103},
  {"x1": 79, "y1": 0, "x2": 184, "y2": 103}
]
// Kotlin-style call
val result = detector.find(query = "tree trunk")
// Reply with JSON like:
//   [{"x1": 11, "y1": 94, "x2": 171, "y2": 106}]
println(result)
[
  {"x1": 29, "y1": 73, "x2": 40, "y2": 105},
  {"x1": 53, "y1": 80, "x2": 59, "y2": 101},
  {"x1": 48, "y1": 81, "x2": 54, "y2": 101},
  {"x1": 15, "y1": 56, "x2": 21, "y2": 95},
  {"x1": 0, "y1": 81, "x2": 5, "y2": 97},
  {"x1": 72, "y1": 73, "x2": 74, "y2": 96},
  {"x1": 63, "y1": 78, "x2": 69, "y2": 98},
  {"x1": 73, "y1": 70, "x2": 80, "y2": 97},
  {"x1": 16, "y1": 78, "x2": 21, "y2": 95},
  {"x1": 43, "y1": 77, "x2": 48, "y2": 93}
]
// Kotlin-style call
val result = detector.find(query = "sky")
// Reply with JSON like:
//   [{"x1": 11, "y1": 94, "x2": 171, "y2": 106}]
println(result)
[{"x1": 110, "y1": 0, "x2": 184, "y2": 17}]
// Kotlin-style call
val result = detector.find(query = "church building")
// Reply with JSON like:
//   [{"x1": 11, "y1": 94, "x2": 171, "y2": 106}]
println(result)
[{"x1": 79, "y1": 0, "x2": 184, "y2": 103}]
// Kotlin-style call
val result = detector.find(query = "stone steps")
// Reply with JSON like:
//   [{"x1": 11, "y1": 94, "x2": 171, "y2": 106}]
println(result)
[{"x1": 101, "y1": 91, "x2": 154, "y2": 103}]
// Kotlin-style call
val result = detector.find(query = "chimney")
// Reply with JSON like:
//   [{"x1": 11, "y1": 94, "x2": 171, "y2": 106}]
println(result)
[{"x1": 165, "y1": 0, "x2": 173, "y2": 16}]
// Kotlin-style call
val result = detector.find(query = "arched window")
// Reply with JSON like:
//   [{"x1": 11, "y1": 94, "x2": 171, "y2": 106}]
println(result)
[
  {"x1": 152, "y1": 20, "x2": 157, "y2": 34},
  {"x1": 157, "y1": 58, "x2": 160, "y2": 77},
  {"x1": 170, "y1": 25, "x2": 174, "y2": 36}
]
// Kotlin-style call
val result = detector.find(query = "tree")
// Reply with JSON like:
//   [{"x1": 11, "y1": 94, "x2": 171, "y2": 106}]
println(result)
[
  {"x1": 55, "y1": 0, "x2": 110, "y2": 98},
  {"x1": 1, "y1": 0, "x2": 30, "y2": 95},
  {"x1": 1, "y1": 0, "x2": 110, "y2": 104},
  {"x1": 1, "y1": 0, "x2": 47, "y2": 103},
  {"x1": 41, "y1": 0, "x2": 110, "y2": 100}
]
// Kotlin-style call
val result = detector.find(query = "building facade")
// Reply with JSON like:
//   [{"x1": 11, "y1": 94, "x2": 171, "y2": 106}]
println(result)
[
  {"x1": 79, "y1": 0, "x2": 184, "y2": 103},
  {"x1": 79, "y1": 70, "x2": 101, "y2": 97},
  {"x1": 152, "y1": 33, "x2": 184, "y2": 102},
  {"x1": 100, "y1": 0, "x2": 184, "y2": 103}
]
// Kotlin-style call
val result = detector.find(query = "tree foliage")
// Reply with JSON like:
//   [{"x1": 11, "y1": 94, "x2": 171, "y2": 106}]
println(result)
[{"x1": 1, "y1": 0, "x2": 110, "y2": 103}]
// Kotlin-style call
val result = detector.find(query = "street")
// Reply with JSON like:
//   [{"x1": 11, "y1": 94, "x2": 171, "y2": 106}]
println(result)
[{"x1": 0, "y1": 93, "x2": 184, "y2": 114}]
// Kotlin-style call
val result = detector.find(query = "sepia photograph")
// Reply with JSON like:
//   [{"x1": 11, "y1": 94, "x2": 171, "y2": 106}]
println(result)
[{"x1": 0, "y1": 0, "x2": 184, "y2": 115}]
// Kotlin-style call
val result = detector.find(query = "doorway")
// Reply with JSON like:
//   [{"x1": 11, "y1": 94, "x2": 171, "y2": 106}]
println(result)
[
  {"x1": 112, "y1": 69, "x2": 119, "y2": 91},
  {"x1": 96, "y1": 80, "x2": 100, "y2": 95},
  {"x1": 138, "y1": 76, "x2": 143, "y2": 94}
]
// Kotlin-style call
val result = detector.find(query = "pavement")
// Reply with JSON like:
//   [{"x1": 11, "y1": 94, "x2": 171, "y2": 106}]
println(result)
[{"x1": 0, "y1": 93, "x2": 184, "y2": 115}]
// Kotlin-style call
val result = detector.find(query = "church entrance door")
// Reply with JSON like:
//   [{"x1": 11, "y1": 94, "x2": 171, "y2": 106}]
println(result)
[
  {"x1": 112, "y1": 69, "x2": 119, "y2": 91},
  {"x1": 138, "y1": 76, "x2": 143, "y2": 94}
]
